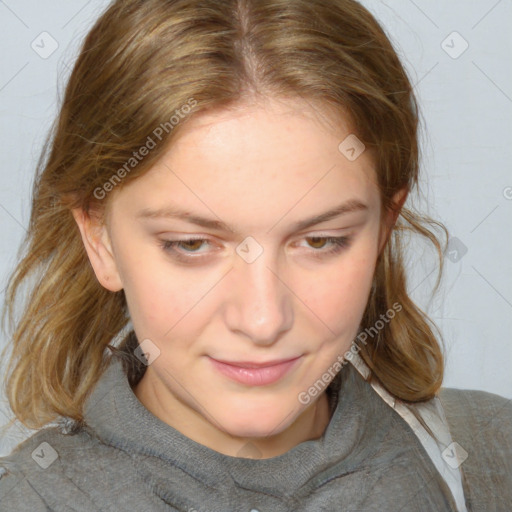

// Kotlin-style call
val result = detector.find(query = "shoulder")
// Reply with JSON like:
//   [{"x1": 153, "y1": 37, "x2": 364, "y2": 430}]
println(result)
[
  {"x1": 438, "y1": 386, "x2": 512, "y2": 460},
  {"x1": 0, "y1": 422, "x2": 130, "y2": 510},
  {"x1": 439, "y1": 386, "x2": 512, "y2": 430},
  {"x1": 0, "y1": 426, "x2": 64, "y2": 510},
  {"x1": 438, "y1": 386, "x2": 512, "y2": 508},
  {"x1": 0, "y1": 466, "x2": 50, "y2": 511}
]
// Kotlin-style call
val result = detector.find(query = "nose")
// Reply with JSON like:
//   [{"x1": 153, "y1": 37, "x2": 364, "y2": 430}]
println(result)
[{"x1": 224, "y1": 248, "x2": 293, "y2": 346}]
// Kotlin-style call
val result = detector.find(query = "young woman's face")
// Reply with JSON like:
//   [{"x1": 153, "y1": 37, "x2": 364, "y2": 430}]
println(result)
[{"x1": 85, "y1": 98, "x2": 391, "y2": 441}]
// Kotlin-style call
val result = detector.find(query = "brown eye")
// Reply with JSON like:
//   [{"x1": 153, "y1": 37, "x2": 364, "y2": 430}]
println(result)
[
  {"x1": 298, "y1": 235, "x2": 352, "y2": 259},
  {"x1": 306, "y1": 237, "x2": 328, "y2": 249},
  {"x1": 179, "y1": 239, "x2": 204, "y2": 251},
  {"x1": 160, "y1": 238, "x2": 211, "y2": 256}
]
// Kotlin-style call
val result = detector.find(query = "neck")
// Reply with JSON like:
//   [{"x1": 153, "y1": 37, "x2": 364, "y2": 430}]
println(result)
[{"x1": 132, "y1": 367, "x2": 333, "y2": 459}]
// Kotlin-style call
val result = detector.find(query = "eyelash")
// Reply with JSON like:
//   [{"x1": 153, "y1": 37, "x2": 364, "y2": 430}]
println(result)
[{"x1": 159, "y1": 235, "x2": 352, "y2": 263}]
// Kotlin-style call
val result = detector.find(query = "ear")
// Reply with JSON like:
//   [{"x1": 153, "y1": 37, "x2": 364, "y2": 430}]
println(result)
[
  {"x1": 378, "y1": 187, "x2": 408, "y2": 254},
  {"x1": 71, "y1": 208, "x2": 123, "y2": 292}
]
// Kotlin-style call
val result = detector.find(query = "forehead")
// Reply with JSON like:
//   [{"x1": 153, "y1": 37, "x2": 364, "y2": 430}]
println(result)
[
  {"x1": 171, "y1": 96, "x2": 363, "y2": 165},
  {"x1": 109, "y1": 97, "x2": 381, "y2": 231}
]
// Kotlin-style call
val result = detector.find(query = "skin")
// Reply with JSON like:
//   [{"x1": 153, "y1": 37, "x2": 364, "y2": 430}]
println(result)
[{"x1": 73, "y1": 96, "x2": 406, "y2": 459}]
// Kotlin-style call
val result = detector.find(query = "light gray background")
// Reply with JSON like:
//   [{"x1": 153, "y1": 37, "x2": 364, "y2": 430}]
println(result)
[{"x1": 1, "y1": 0, "x2": 511, "y2": 456}]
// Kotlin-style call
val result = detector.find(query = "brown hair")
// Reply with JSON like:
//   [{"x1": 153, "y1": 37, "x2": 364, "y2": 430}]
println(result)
[{"x1": 1, "y1": 0, "x2": 447, "y2": 432}]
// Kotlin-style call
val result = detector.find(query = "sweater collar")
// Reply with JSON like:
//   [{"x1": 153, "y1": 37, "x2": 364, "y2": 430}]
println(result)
[{"x1": 83, "y1": 344, "x2": 399, "y2": 495}]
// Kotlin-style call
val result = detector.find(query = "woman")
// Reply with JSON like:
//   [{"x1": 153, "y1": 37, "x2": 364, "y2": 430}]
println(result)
[{"x1": 1, "y1": 0, "x2": 510, "y2": 510}]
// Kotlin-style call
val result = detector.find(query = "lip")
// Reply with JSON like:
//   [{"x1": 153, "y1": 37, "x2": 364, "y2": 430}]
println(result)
[{"x1": 209, "y1": 356, "x2": 302, "y2": 386}]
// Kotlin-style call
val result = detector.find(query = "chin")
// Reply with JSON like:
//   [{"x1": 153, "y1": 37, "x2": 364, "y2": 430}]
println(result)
[
  {"x1": 216, "y1": 401, "x2": 301, "y2": 439},
  {"x1": 224, "y1": 421, "x2": 286, "y2": 441}
]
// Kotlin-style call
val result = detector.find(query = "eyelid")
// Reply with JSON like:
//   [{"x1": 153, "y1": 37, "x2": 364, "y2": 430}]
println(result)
[
  {"x1": 159, "y1": 232, "x2": 353, "y2": 264},
  {"x1": 160, "y1": 229, "x2": 352, "y2": 245},
  {"x1": 295, "y1": 220, "x2": 363, "y2": 235},
  {"x1": 160, "y1": 227, "x2": 355, "y2": 245},
  {"x1": 291, "y1": 228, "x2": 354, "y2": 244}
]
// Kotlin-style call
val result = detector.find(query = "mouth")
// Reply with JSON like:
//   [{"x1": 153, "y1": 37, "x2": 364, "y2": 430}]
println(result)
[{"x1": 208, "y1": 356, "x2": 302, "y2": 386}]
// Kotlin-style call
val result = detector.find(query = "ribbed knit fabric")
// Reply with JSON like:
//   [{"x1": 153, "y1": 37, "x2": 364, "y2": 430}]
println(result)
[{"x1": 0, "y1": 335, "x2": 510, "y2": 511}]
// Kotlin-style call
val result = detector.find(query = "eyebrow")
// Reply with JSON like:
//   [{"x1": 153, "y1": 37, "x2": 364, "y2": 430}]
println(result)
[{"x1": 136, "y1": 199, "x2": 368, "y2": 234}]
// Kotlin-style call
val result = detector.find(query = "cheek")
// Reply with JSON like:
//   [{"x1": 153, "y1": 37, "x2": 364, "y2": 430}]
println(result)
[
  {"x1": 121, "y1": 256, "x2": 220, "y2": 340},
  {"x1": 115, "y1": 247, "x2": 186, "y2": 332},
  {"x1": 302, "y1": 245, "x2": 377, "y2": 333}
]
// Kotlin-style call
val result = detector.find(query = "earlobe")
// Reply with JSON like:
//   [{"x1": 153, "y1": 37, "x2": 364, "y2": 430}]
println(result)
[{"x1": 71, "y1": 208, "x2": 123, "y2": 292}]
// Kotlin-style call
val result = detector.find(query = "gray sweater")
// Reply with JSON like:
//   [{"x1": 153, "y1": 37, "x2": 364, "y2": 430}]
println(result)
[{"x1": 1, "y1": 344, "x2": 511, "y2": 511}]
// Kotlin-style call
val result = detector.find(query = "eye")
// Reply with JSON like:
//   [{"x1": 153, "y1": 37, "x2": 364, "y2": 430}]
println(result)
[
  {"x1": 159, "y1": 235, "x2": 352, "y2": 264},
  {"x1": 301, "y1": 235, "x2": 352, "y2": 258},
  {"x1": 159, "y1": 237, "x2": 213, "y2": 263},
  {"x1": 306, "y1": 237, "x2": 330, "y2": 249},
  {"x1": 164, "y1": 238, "x2": 208, "y2": 252}
]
